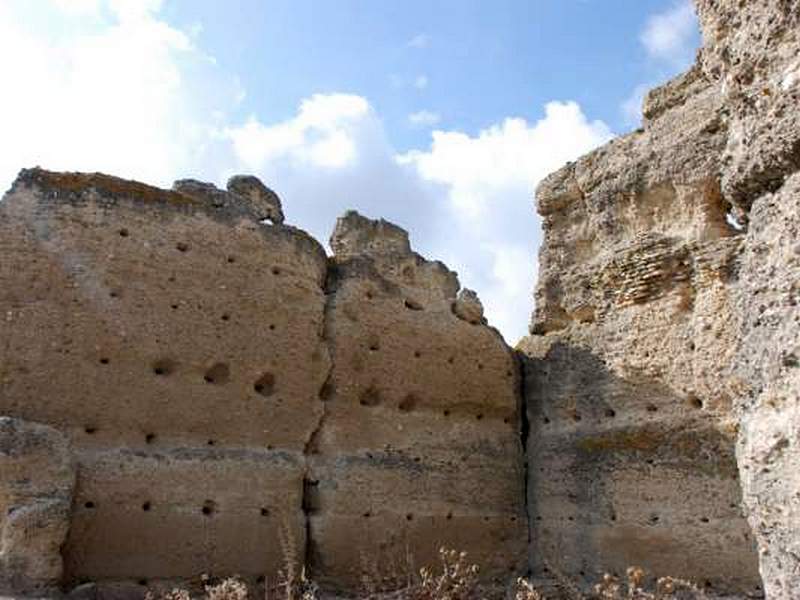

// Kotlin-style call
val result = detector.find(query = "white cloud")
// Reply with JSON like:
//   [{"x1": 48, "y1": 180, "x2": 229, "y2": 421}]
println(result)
[
  {"x1": 399, "y1": 102, "x2": 611, "y2": 218},
  {"x1": 226, "y1": 94, "x2": 370, "y2": 170},
  {"x1": 407, "y1": 33, "x2": 429, "y2": 49},
  {"x1": 0, "y1": 0, "x2": 610, "y2": 343},
  {"x1": 414, "y1": 75, "x2": 429, "y2": 90},
  {"x1": 640, "y1": 0, "x2": 698, "y2": 65},
  {"x1": 408, "y1": 110, "x2": 441, "y2": 127},
  {"x1": 51, "y1": 0, "x2": 102, "y2": 14},
  {"x1": 621, "y1": 83, "x2": 649, "y2": 127},
  {"x1": 621, "y1": 1, "x2": 700, "y2": 127},
  {"x1": 224, "y1": 98, "x2": 611, "y2": 342},
  {"x1": 0, "y1": 0, "x2": 237, "y2": 189},
  {"x1": 399, "y1": 102, "x2": 612, "y2": 339}
]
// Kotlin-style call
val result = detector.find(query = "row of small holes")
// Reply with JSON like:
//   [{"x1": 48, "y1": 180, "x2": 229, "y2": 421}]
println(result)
[
  {"x1": 146, "y1": 360, "x2": 276, "y2": 397},
  {"x1": 360, "y1": 511, "x2": 516, "y2": 523},
  {"x1": 82, "y1": 500, "x2": 270, "y2": 517},
  {"x1": 357, "y1": 389, "x2": 501, "y2": 422},
  {"x1": 533, "y1": 513, "x2": 716, "y2": 526},
  {"x1": 86, "y1": 429, "x2": 275, "y2": 450},
  {"x1": 540, "y1": 400, "x2": 705, "y2": 424}
]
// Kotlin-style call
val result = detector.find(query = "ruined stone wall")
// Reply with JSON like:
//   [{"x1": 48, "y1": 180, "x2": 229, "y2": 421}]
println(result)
[
  {"x1": 518, "y1": 64, "x2": 761, "y2": 595},
  {"x1": 310, "y1": 212, "x2": 526, "y2": 589},
  {"x1": 519, "y1": 1, "x2": 800, "y2": 597},
  {"x1": 2, "y1": 2, "x2": 799, "y2": 598},
  {"x1": 693, "y1": 1, "x2": 800, "y2": 597},
  {"x1": 0, "y1": 170, "x2": 525, "y2": 596}
]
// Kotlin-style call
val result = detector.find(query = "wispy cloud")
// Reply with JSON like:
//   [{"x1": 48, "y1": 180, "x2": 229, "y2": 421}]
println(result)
[
  {"x1": 620, "y1": 83, "x2": 650, "y2": 128},
  {"x1": 390, "y1": 73, "x2": 429, "y2": 90},
  {"x1": 640, "y1": 0, "x2": 698, "y2": 65},
  {"x1": 407, "y1": 33, "x2": 429, "y2": 49},
  {"x1": 621, "y1": 0, "x2": 700, "y2": 127},
  {"x1": 408, "y1": 110, "x2": 440, "y2": 127}
]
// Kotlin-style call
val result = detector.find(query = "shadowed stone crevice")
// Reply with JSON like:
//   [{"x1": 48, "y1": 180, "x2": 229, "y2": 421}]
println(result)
[{"x1": 518, "y1": 340, "x2": 758, "y2": 594}]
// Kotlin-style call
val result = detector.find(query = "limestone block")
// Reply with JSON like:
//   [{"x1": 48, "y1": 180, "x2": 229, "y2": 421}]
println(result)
[
  {"x1": 0, "y1": 417, "x2": 75, "y2": 595},
  {"x1": 0, "y1": 169, "x2": 329, "y2": 585},
  {"x1": 733, "y1": 173, "x2": 800, "y2": 599},
  {"x1": 308, "y1": 211, "x2": 526, "y2": 591}
]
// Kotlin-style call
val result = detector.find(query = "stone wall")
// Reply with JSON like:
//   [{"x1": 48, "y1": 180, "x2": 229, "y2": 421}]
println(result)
[
  {"x1": 1, "y1": 2, "x2": 800, "y2": 598},
  {"x1": 694, "y1": 1, "x2": 800, "y2": 597},
  {"x1": 518, "y1": 65, "x2": 761, "y2": 596},
  {"x1": 519, "y1": 1, "x2": 800, "y2": 598},
  {"x1": 0, "y1": 169, "x2": 525, "y2": 596},
  {"x1": 309, "y1": 212, "x2": 525, "y2": 589},
  {"x1": 0, "y1": 417, "x2": 75, "y2": 596}
]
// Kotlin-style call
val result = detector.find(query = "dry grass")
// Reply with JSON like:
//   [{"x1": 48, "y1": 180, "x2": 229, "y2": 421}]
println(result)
[
  {"x1": 590, "y1": 566, "x2": 706, "y2": 600},
  {"x1": 144, "y1": 549, "x2": 707, "y2": 600}
]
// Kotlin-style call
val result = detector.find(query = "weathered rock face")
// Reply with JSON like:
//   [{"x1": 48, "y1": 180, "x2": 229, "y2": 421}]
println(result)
[
  {"x1": 0, "y1": 417, "x2": 75, "y2": 595},
  {"x1": 691, "y1": 2, "x2": 800, "y2": 597},
  {"x1": 519, "y1": 62, "x2": 761, "y2": 595},
  {"x1": 520, "y1": 1, "x2": 800, "y2": 597},
  {"x1": 692, "y1": 1, "x2": 800, "y2": 597},
  {"x1": 695, "y1": 0, "x2": 800, "y2": 212},
  {"x1": 734, "y1": 172, "x2": 800, "y2": 599},
  {"x1": 0, "y1": 169, "x2": 328, "y2": 591},
  {"x1": 0, "y1": 174, "x2": 524, "y2": 596},
  {"x1": 1, "y1": 3, "x2": 798, "y2": 596},
  {"x1": 309, "y1": 211, "x2": 526, "y2": 589}
]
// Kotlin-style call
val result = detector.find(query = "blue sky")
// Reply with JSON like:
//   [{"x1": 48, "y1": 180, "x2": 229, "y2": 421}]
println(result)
[
  {"x1": 163, "y1": 0, "x2": 696, "y2": 148},
  {"x1": 0, "y1": 0, "x2": 700, "y2": 342}
]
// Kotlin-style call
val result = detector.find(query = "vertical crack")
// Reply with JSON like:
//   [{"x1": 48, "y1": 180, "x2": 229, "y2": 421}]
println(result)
[
  {"x1": 300, "y1": 259, "x2": 339, "y2": 577},
  {"x1": 514, "y1": 350, "x2": 533, "y2": 571}
]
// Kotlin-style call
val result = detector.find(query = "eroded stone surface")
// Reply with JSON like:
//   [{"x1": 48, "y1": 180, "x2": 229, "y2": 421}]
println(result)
[
  {"x1": 519, "y1": 37, "x2": 761, "y2": 596},
  {"x1": 696, "y1": 2, "x2": 800, "y2": 597},
  {"x1": 0, "y1": 173, "x2": 524, "y2": 596},
  {"x1": 521, "y1": 1, "x2": 800, "y2": 597},
  {"x1": 696, "y1": 0, "x2": 800, "y2": 211},
  {"x1": 226, "y1": 175, "x2": 285, "y2": 225},
  {"x1": 733, "y1": 172, "x2": 800, "y2": 598},
  {"x1": 308, "y1": 211, "x2": 526, "y2": 591},
  {"x1": 0, "y1": 417, "x2": 75, "y2": 596},
  {"x1": 0, "y1": 168, "x2": 327, "y2": 587}
]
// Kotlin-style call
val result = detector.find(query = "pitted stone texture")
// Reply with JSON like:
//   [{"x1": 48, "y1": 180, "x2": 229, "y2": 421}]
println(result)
[
  {"x1": 329, "y1": 210, "x2": 414, "y2": 260},
  {"x1": 172, "y1": 179, "x2": 231, "y2": 208},
  {"x1": 733, "y1": 173, "x2": 800, "y2": 599},
  {"x1": 307, "y1": 212, "x2": 526, "y2": 591},
  {"x1": 0, "y1": 417, "x2": 75, "y2": 595},
  {"x1": 696, "y1": 0, "x2": 800, "y2": 210},
  {"x1": 642, "y1": 64, "x2": 709, "y2": 125},
  {"x1": 64, "y1": 449, "x2": 305, "y2": 582},
  {"x1": 520, "y1": 53, "x2": 760, "y2": 595},
  {"x1": 0, "y1": 168, "x2": 328, "y2": 585},
  {"x1": 226, "y1": 175, "x2": 285, "y2": 225},
  {"x1": 532, "y1": 72, "x2": 731, "y2": 335},
  {"x1": 453, "y1": 289, "x2": 485, "y2": 325}
]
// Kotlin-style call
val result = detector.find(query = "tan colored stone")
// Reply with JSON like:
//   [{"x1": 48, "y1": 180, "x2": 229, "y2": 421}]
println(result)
[
  {"x1": 308, "y1": 211, "x2": 526, "y2": 591},
  {"x1": 519, "y1": 28, "x2": 761, "y2": 595},
  {"x1": 226, "y1": 175, "x2": 285, "y2": 225},
  {"x1": 0, "y1": 417, "x2": 75, "y2": 595},
  {"x1": 0, "y1": 168, "x2": 328, "y2": 587},
  {"x1": 732, "y1": 172, "x2": 800, "y2": 599},
  {"x1": 453, "y1": 289, "x2": 485, "y2": 325},
  {"x1": 695, "y1": 0, "x2": 800, "y2": 211}
]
